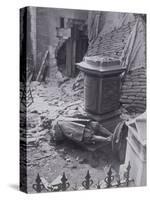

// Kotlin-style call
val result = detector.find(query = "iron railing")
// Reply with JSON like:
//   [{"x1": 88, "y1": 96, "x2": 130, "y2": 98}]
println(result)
[{"x1": 32, "y1": 161, "x2": 134, "y2": 193}]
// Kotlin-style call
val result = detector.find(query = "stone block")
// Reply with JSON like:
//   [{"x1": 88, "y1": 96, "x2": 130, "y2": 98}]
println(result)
[{"x1": 124, "y1": 114, "x2": 146, "y2": 186}]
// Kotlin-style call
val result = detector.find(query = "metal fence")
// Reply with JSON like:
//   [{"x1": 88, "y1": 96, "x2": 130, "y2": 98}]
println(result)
[{"x1": 32, "y1": 161, "x2": 134, "y2": 193}]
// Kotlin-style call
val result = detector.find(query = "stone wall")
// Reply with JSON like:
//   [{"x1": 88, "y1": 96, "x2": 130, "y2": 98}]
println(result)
[{"x1": 36, "y1": 8, "x2": 50, "y2": 72}]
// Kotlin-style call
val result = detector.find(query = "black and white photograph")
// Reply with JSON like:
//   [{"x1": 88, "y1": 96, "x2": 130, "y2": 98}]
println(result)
[{"x1": 19, "y1": 6, "x2": 146, "y2": 193}]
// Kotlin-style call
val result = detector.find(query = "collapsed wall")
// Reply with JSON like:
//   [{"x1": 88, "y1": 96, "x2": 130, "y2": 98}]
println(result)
[
  {"x1": 28, "y1": 7, "x2": 88, "y2": 80},
  {"x1": 36, "y1": 8, "x2": 88, "y2": 79}
]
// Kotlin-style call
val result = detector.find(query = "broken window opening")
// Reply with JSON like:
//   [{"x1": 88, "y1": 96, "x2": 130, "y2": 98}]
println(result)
[
  {"x1": 60, "y1": 17, "x2": 65, "y2": 28},
  {"x1": 56, "y1": 25, "x2": 88, "y2": 77}
]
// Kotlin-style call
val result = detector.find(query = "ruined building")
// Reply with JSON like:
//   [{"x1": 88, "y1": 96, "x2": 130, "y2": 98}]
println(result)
[
  {"x1": 20, "y1": 7, "x2": 147, "y2": 193},
  {"x1": 21, "y1": 7, "x2": 146, "y2": 114}
]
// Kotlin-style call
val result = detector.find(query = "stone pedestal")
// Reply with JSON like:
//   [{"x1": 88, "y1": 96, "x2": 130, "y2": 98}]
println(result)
[
  {"x1": 76, "y1": 55, "x2": 126, "y2": 122},
  {"x1": 121, "y1": 112, "x2": 146, "y2": 186},
  {"x1": 84, "y1": 74, "x2": 120, "y2": 114}
]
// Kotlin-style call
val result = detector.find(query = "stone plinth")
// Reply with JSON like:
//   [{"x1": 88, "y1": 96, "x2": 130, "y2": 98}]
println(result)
[
  {"x1": 84, "y1": 74, "x2": 121, "y2": 114},
  {"x1": 76, "y1": 56, "x2": 126, "y2": 121},
  {"x1": 121, "y1": 112, "x2": 146, "y2": 186}
]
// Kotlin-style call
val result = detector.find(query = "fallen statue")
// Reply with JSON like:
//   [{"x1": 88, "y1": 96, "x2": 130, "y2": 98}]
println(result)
[{"x1": 52, "y1": 118, "x2": 128, "y2": 164}]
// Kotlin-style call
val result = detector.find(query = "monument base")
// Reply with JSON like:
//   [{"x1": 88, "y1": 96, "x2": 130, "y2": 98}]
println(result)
[{"x1": 87, "y1": 109, "x2": 122, "y2": 132}]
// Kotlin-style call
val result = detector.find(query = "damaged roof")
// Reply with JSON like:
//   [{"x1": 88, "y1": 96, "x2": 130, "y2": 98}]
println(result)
[{"x1": 87, "y1": 21, "x2": 136, "y2": 59}]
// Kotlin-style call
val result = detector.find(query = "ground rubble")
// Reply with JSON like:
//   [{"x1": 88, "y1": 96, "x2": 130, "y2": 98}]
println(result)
[{"x1": 21, "y1": 72, "x2": 138, "y2": 192}]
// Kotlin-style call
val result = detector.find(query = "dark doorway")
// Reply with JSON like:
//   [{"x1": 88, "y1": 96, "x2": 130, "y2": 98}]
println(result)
[{"x1": 56, "y1": 25, "x2": 88, "y2": 77}]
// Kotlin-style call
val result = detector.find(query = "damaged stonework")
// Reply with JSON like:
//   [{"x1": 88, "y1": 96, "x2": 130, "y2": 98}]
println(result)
[
  {"x1": 20, "y1": 8, "x2": 146, "y2": 193},
  {"x1": 55, "y1": 18, "x2": 88, "y2": 77},
  {"x1": 53, "y1": 118, "x2": 128, "y2": 164},
  {"x1": 76, "y1": 55, "x2": 126, "y2": 121},
  {"x1": 120, "y1": 112, "x2": 146, "y2": 186}
]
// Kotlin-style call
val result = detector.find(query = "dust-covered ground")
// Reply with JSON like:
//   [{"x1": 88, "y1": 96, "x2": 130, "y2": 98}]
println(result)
[{"x1": 21, "y1": 69, "x2": 136, "y2": 193}]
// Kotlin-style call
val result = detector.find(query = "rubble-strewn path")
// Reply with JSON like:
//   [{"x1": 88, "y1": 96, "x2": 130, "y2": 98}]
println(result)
[{"x1": 23, "y1": 71, "x2": 124, "y2": 193}]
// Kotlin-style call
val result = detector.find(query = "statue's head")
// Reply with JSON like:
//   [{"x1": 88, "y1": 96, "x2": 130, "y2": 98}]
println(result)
[{"x1": 90, "y1": 121, "x2": 100, "y2": 130}]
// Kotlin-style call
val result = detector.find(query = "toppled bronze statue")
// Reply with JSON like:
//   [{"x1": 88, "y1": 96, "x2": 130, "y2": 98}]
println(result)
[{"x1": 53, "y1": 118, "x2": 128, "y2": 163}]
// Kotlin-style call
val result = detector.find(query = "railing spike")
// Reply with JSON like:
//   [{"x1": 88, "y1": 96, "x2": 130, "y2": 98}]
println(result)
[
  {"x1": 32, "y1": 173, "x2": 44, "y2": 193},
  {"x1": 104, "y1": 165, "x2": 114, "y2": 188},
  {"x1": 60, "y1": 172, "x2": 70, "y2": 191},
  {"x1": 82, "y1": 170, "x2": 93, "y2": 189}
]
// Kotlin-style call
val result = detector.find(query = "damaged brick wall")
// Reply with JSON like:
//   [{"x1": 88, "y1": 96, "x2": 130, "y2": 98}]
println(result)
[
  {"x1": 56, "y1": 20, "x2": 88, "y2": 77},
  {"x1": 120, "y1": 67, "x2": 146, "y2": 113},
  {"x1": 35, "y1": 7, "x2": 88, "y2": 79},
  {"x1": 120, "y1": 17, "x2": 146, "y2": 113}
]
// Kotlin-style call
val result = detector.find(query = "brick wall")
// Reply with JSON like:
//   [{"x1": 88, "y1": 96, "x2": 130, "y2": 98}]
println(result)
[{"x1": 120, "y1": 67, "x2": 146, "y2": 113}]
